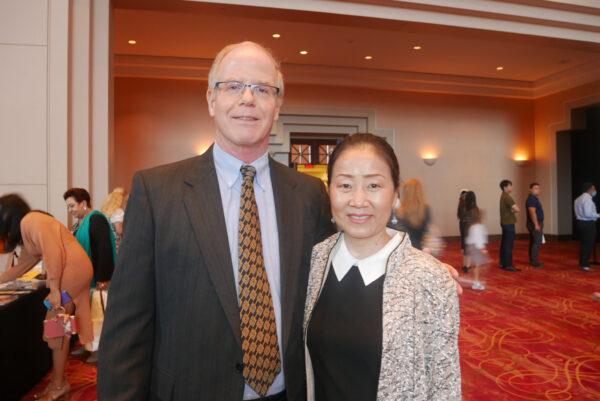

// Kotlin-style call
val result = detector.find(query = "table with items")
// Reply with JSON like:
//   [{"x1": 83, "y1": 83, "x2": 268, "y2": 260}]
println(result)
[{"x1": 0, "y1": 272, "x2": 52, "y2": 401}]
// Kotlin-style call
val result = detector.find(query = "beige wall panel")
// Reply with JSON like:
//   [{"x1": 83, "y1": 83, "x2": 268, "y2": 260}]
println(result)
[
  {"x1": 0, "y1": 0, "x2": 47, "y2": 45},
  {"x1": 0, "y1": 44, "x2": 47, "y2": 184},
  {"x1": 0, "y1": 184, "x2": 47, "y2": 211}
]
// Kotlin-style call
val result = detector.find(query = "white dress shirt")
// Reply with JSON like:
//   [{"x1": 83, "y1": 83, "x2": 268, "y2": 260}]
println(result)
[
  {"x1": 332, "y1": 231, "x2": 402, "y2": 286},
  {"x1": 574, "y1": 192, "x2": 599, "y2": 221}
]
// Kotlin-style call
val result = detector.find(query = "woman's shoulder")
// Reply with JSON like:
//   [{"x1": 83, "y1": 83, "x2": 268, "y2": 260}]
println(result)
[{"x1": 390, "y1": 245, "x2": 453, "y2": 289}]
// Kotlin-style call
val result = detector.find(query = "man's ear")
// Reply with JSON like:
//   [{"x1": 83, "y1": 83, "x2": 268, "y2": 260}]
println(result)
[
  {"x1": 206, "y1": 89, "x2": 215, "y2": 117},
  {"x1": 273, "y1": 98, "x2": 282, "y2": 121}
]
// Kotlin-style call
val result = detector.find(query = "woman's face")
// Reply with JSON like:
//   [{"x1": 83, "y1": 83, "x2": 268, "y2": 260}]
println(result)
[
  {"x1": 65, "y1": 196, "x2": 87, "y2": 219},
  {"x1": 330, "y1": 145, "x2": 398, "y2": 244}
]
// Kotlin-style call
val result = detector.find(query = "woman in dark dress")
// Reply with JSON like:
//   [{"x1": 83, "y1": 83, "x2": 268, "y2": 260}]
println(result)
[{"x1": 303, "y1": 134, "x2": 461, "y2": 401}]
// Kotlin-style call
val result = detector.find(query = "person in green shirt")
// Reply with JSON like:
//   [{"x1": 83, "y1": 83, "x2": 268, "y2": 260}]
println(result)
[{"x1": 499, "y1": 179, "x2": 520, "y2": 272}]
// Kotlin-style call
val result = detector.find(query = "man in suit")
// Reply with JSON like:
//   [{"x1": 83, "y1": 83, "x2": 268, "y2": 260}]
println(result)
[
  {"x1": 98, "y1": 41, "x2": 460, "y2": 401},
  {"x1": 98, "y1": 41, "x2": 334, "y2": 401}
]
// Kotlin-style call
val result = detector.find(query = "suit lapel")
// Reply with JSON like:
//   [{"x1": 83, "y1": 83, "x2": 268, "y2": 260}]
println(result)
[
  {"x1": 183, "y1": 147, "x2": 241, "y2": 347},
  {"x1": 270, "y1": 159, "x2": 302, "y2": 352}
]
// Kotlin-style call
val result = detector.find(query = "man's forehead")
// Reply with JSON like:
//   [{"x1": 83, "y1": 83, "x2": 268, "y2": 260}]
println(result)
[{"x1": 216, "y1": 46, "x2": 277, "y2": 77}]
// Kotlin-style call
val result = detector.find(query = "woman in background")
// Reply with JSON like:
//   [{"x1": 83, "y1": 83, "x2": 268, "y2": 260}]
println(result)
[
  {"x1": 394, "y1": 178, "x2": 430, "y2": 250},
  {"x1": 100, "y1": 187, "x2": 128, "y2": 250},
  {"x1": 457, "y1": 190, "x2": 468, "y2": 270},
  {"x1": 0, "y1": 194, "x2": 93, "y2": 400},
  {"x1": 63, "y1": 188, "x2": 116, "y2": 363},
  {"x1": 304, "y1": 134, "x2": 461, "y2": 401}
]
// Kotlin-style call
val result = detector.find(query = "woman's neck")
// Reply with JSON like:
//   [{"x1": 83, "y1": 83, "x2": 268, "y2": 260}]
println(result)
[{"x1": 344, "y1": 231, "x2": 392, "y2": 260}]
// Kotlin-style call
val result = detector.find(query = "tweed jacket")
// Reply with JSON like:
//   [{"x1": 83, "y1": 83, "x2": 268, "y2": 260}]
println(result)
[{"x1": 303, "y1": 231, "x2": 461, "y2": 401}]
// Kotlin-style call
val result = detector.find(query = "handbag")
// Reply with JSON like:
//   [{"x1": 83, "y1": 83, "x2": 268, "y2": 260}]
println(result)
[{"x1": 43, "y1": 308, "x2": 78, "y2": 339}]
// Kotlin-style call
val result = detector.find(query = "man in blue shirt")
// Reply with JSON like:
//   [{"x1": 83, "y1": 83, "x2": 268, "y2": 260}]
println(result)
[
  {"x1": 525, "y1": 183, "x2": 544, "y2": 268},
  {"x1": 574, "y1": 182, "x2": 600, "y2": 271}
]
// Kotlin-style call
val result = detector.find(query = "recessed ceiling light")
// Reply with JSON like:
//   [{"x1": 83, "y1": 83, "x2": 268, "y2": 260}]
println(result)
[
  {"x1": 496, "y1": 66, "x2": 504, "y2": 71},
  {"x1": 413, "y1": 45, "x2": 422, "y2": 50},
  {"x1": 128, "y1": 40, "x2": 137, "y2": 45},
  {"x1": 300, "y1": 50, "x2": 308, "y2": 55},
  {"x1": 364, "y1": 55, "x2": 373, "y2": 60},
  {"x1": 272, "y1": 33, "x2": 281, "y2": 38}
]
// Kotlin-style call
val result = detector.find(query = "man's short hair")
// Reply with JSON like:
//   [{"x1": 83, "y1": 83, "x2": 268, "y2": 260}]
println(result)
[
  {"x1": 500, "y1": 179, "x2": 512, "y2": 191},
  {"x1": 583, "y1": 182, "x2": 596, "y2": 193},
  {"x1": 207, "y1": 41, "x2": 284, "y2": 97},
  {"x1": 530, "y1": 182, "x2": 540, "y2": 189}
]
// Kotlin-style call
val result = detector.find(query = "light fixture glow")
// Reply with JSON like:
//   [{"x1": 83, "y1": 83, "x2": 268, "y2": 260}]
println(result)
[
  {"x1": 272, "y1": 33, "x2": 281, "y2": 38},
  {"x1": 496, "y1": 66, "x2": 504, "y2": 71},
  {"x1": 128, "y1": 40, "x2": 137, "y2": 45},
  {"x1": 364, "y1": 55, "x2": 373, "y2": 60},
  {"x1": 299, "y1": 50, "x2": 308, "y2": 55},
  {"x1": 422, "y1": 151, "x2": 438, "y2": 166},
  {"x1": 513, "y1": 153, "x2": 529, "y2": 166},
  {"x1": 413, "y1": 45, "x2": 422, "y2": 50}
]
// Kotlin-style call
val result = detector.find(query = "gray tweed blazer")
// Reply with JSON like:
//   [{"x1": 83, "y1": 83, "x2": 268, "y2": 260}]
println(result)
[{"x1": 303, "y1": 231, "x2": 461, "y2": 401}]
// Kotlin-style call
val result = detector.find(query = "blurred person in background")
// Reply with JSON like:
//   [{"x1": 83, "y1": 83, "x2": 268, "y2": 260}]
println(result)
[
  {"x1": 574, "y1": 182, "x2": 600, "y2": 271},
  {"x1": 526, "y1": 183, "x2": 545, "y2": 268},
  {"x1": 394, "y1": 178, "x2": 431, "y2": 250},
  {"x1": 457, "y1": 190, "x2": 469, "y2": 271},
  {"x1": 0, "y1": 194, "x2": 93, "y2": 400},
  {"x1": 465, "y1": 208, "x2": 490, "y2": 291},
  {"x1": 63, "y1": 188, "x2": 116, "y2": 363},
  {"x1": 100, "y1": 187, "x2": 128, "y2": 250},
  {"x1": 499, "y1": 179, "x2": 520, "y2": 272}
]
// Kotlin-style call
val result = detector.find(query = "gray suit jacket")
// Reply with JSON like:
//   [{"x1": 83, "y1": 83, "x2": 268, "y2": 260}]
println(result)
[{"x1": 98, "y1": 147, "x2": 335, "y2": 401}]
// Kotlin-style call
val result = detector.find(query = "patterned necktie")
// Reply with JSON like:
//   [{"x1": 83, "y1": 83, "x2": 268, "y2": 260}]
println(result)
[{"x1": 238, "y1": 165, "x2": 281, "y2": 396}]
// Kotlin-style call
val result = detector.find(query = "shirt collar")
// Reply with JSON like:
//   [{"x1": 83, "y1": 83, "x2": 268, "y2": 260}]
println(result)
[
  {"x1": 332, "y1": 231, "x2": 402, "y2": 286},
  {"x1": 213, "y1": 142, "x2": 271, "y2": 191}
]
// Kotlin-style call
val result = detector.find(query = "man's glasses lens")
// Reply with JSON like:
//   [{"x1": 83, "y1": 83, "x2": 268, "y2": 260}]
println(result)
[{"x1": 217, "y1": 81, "x2": 279, "y2": 97}]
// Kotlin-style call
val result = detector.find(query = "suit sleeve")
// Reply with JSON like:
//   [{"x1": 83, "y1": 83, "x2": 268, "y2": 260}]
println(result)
[
  {"x1": 89, "y1": 214, "x2": 115, "y2": 282},
  {"x1": 98, "y1": 172, "x2": 156, "y2": 401},
  {"x1": 426, "y1": 266, "x2": 462, "y2": 400},
  {"x1": 313, "y1": 180, "x2": 336, "y2": 244}
]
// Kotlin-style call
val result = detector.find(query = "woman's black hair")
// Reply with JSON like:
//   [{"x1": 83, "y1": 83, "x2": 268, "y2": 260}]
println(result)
[
  {"x1": 63, "y1": 187, "x2": 92, "y2": 207},
  {"x1": 327, "y1": 133, "x2": 400, "y2": 189},
  {"x1": 464, "y1": 191, "x2": 478, "y2": 211},
  {"x1": 0, "y1": 194, "x2": 32, "y2": 252}
]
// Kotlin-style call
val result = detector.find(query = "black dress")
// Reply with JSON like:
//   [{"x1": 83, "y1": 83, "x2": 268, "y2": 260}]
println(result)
[{"x1": 307, "y1": 265, "x2": 384, "y2": 401}]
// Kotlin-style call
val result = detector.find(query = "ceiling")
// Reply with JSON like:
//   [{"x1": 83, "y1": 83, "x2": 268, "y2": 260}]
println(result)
[{"x1": 112, "y1": 0, "x2": 600, "y2": 98}]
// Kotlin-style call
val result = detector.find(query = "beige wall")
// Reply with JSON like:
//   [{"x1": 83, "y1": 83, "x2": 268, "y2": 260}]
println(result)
[
  {"x1": 114, "y1": 77, "x2": 536, "y2": 236},
  {"x1": 0, "y1": 0, "x2": 69, "y2": 222},
  {"x1": 534, "y1": 80, "x2": 600, "y2": 235}
]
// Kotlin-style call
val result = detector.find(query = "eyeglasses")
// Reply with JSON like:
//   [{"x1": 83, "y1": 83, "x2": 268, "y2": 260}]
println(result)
[{"x1": 214, "y1": 81, "x2": 280, "y2": 99}]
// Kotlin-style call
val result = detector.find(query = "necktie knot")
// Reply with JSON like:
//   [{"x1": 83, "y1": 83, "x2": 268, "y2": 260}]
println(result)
[{"x1": 240, "y1": 165, "x2": 257, "y2": 182}]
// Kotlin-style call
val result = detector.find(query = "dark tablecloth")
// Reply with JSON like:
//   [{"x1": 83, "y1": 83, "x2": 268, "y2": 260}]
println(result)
[{"x1": 0, "y1": 287, "x2": 52, "y2": 401}]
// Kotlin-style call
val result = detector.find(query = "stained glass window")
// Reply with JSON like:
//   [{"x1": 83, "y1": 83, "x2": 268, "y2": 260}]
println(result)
[
  {"x1": 291, "y1": 143, "x2": 311, "y2": 164},
  {"x1": 318, "y1": 144, "x2": 336, "y2": 164}
]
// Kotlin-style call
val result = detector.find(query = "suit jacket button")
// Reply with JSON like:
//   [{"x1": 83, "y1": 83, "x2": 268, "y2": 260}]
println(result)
[{"x1": 236, "y1": 363, "x2": 244, "y2": 373}]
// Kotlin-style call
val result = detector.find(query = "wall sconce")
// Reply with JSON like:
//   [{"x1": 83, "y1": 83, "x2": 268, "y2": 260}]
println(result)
[
  {"x1": 423, "y1": 157, "x2": 437, "y2": 166},
  {"x1": 422, "y1": 152, "x2": 438, "y2": 166},
  {"x1": 514, "y1": 154, "x2": 529, "y2": 167}
]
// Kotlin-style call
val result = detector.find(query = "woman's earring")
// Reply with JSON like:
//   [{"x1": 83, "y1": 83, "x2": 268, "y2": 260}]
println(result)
[
  {"x1": 331, "y1": 217, "x2": 336, "y2": 224},
  {"x1": 390, "y1": 212, "x2": 398, "y2": 225}
]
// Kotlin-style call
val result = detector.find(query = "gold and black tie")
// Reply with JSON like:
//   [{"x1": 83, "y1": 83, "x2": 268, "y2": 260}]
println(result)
[{"x1": 238, "y1": 165, "x2": 281, "y2": 396}]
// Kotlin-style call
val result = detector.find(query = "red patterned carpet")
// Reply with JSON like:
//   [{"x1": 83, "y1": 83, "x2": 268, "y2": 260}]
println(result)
[{"x1": 24, "y1": 240, "x2": 600, "y2": 401}]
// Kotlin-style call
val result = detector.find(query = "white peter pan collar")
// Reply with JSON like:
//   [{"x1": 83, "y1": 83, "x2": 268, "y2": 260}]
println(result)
[{"x1": 332, "y1": 231, "x2": 402, "y2": 286}]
